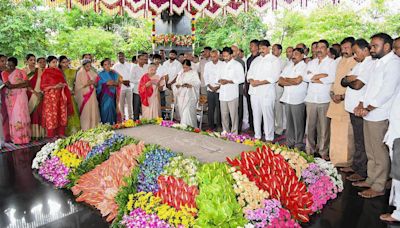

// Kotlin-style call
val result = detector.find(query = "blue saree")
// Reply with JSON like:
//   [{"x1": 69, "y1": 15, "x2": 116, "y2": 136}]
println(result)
[{"x1": 97, "y1": 70, "x2": 119, "y2": 125}]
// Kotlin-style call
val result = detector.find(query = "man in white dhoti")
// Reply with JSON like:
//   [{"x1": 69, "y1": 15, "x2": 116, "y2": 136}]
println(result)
[
  {"x1": 174, "y1": 60, "x2": 201, "y2": 128},
  {"x1": 247, "y1": 40, "x2": 281, "y2": 142},
  {"x1": 219, "y1": 47, "x2": 245, "y2": 134}
]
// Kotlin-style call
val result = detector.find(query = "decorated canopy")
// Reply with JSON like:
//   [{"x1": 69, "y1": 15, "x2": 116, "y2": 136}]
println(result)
[{"x1": 37, "y1": 0, "x2": 364, "y2": 18}]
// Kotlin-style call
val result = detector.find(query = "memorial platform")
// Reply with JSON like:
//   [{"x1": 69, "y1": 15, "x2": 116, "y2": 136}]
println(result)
[{"x1": 116, "y1": 125, "x2": 252, "y2": 163}]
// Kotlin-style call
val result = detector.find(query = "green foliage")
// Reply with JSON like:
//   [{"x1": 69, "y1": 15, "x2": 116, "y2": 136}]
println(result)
[
  {"x1": 195, "y1": 162, "x2": 247, "y2": 227},
  {"x1": 52, "y1": 27, "x2": 124, "y2": 60},
  {"x1": 195, "y1": 11, "x2": 267, "y2": 54}
]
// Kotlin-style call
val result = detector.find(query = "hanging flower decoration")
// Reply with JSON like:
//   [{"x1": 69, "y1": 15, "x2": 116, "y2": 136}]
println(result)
[{"x1": 155, "y1": 34, "x2": 193, "y2": 46}]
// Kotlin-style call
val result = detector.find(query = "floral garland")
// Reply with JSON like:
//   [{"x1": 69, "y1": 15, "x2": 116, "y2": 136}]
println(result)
[
  {"x1": 154, "y1": 34, "x2": 193, "y2": 47},
  {"x1": 32, "y1": 139, "x2": 63, "y2": 169}
]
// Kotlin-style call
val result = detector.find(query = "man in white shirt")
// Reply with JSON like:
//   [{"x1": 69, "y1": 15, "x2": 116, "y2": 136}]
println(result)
[
  {"x1": 231, "y1": 44, "x2": 246, "y2": 133},
  {"x1": 247, "y1": 40, "x2": 281, "y2": 141},
  {"x1": 353, "y1": 33, "x2": 400, "y2": 199},
  {"x1": 162, "y1": 50, "x2": 183, "y2": 108},
  {"x1": 204, "y1": 50, "x2": 223, "y2": 131},
  {"x1": 303, "y1": 40, "x2": 336, "y2": 160},
  {"x1": 340, "y1": 38, "x2": 374, "y2": 182},
  {"x1": 131, "y1": 53, "x2": 149, "y2": 120},
  {"x1": 380, "y1": 36, "x2": 400, "y2": 223},
  {"x1": 284, "y1": 46, "x2": 294, "y2": 68},
  {"x1": 219, "y1": 47, "x2": 245, "y2": 134},
  {"x1": 272, "y1": 43, "x2": 286, "y2": 136},
  {"x1": 112, "y1": 52, "x2": 133, "y2": 120},
  {"x1": 278, "y1": 47, "x2": 308, "y2": 150}
]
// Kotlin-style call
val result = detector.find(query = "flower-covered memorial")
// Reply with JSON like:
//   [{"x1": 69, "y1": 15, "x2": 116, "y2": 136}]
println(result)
[{"x1": 32, "y1": 118, "x2": 344, "y2": 227}]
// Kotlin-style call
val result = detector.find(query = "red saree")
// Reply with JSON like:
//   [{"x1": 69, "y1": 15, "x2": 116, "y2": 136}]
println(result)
[
  {"x1": 40, "y1": 68, "x2": 73, "y2": 137},
  {"x1": 139, "y1": 74, "x2": 153, "y2": 107}
]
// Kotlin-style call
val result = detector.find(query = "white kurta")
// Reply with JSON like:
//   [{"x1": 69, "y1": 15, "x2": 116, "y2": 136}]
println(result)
[
  {"x1": 175, "y1": 70, "x2": 201, "y2": 128},
  {"x1": 385, "y1": 90, "x2": 400, "y2": 220},
  {"x1": 247, "y1": 54, "x2": 281, "y2": 140}
]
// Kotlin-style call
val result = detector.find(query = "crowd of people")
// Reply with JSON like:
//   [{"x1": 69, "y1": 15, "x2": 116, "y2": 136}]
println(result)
[{"x1": 0, "y1": 32, "x2": 400, "y2": 222}]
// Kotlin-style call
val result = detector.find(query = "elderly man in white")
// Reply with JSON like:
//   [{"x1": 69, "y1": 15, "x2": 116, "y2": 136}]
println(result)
[
  {"x1": 112, "y1": 52, "x2": 133, "y2": 120},
  {"x1": 247, "y1": 40, "x2": 281, "y2": 142},
  {"x1": 218, "y1": 47, "x2": 245, "y2": 134}
]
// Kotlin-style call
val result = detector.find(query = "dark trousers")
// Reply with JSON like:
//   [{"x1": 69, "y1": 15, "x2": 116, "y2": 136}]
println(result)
[
  {"x1": 160, "y1": 90, "x2": 166, "y2": 118},
  {"x1": 245, "y1": 81, "x2": 253, "y2": 130},
  {"x1": 350, "y1": 113, "x2": 368, "y2": 178},
  {"x1": 207, "y1": 91, "x2": 221, "y2": 130},
  {"x1": 238, "y1": 83, "x2": 244, "y2": 133},
  {"x1": 285, "y1": 103, "x2": 306, "y2": 150},
  {"x1": 133, "y1": 93, "x2": 141, "y2": 120}
]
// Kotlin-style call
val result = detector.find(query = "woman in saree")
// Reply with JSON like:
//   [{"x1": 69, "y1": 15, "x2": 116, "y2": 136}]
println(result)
[
  {"x1": 0, "y1": 54, "x2": 9, "y2": 144},
  {"x1": 75, "y1": 59, "x2": 100, "y2": 130},
  {"x1": 139, "y1": 64, "x2": 165, "y2": 119},
  {"x1": 40, "y1": 56, "x2": 74, "y2": 138},
  {"x1": 1, "y1": 57, "x2": 31, "y2": 144},
  {"x1": 174, "y1": 60, "x2": 201, "y2": 128},
  {"x1": 25, "y1": 54, "x2": 46, "y2": 139},
  {"x1": 59, "y1": 55, "x2": 81, "y2": 135},
  {"x1": 96, "y1": 58, "x2": 121, "y2": 125}
]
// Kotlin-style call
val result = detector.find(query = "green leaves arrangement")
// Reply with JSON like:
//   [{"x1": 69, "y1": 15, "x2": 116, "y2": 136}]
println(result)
[{"x1": 195, "y1": 163, "x2": 247, "y2": 228}]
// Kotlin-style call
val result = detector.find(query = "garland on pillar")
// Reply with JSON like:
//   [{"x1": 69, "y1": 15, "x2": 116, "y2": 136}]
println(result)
[
  {"x1": 191, "y1": 11, "x2": 196, "y2": 52},
  {"x1": 151, "y1": 12, "x2": 156, "y2": 52}
]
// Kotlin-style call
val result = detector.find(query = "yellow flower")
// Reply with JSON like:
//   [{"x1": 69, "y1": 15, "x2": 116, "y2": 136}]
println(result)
[{"x1": 156, "y1": 117, "x2": 163, "y2": 125}]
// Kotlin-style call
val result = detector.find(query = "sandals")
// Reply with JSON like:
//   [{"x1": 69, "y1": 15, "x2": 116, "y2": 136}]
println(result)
[
  {"x1": 380, "y1": 213, "x2": 400, "y2": 224},
  {"x1": 352, "y1": 181, "x2": 371, "y2": 188},
  {"x1": 346, "y1": 173, "x2": 366, "y2": 182},
  {"x1": 358, "y1": 189, "x2": 385, "y2": 198},
  {"x1": 340, "y1": 167, "x2": 354, "y2": 173}
]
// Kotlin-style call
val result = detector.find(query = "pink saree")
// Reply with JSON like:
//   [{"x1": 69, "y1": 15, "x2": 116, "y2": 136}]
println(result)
[{"x1": 1, "y1": 69, "x2": 31, "y2": 144}]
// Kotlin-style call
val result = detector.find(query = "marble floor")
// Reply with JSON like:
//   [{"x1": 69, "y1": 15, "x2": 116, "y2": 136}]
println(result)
[{"x1": 0, "y1": 146, "x2": 398, "y2": 228}]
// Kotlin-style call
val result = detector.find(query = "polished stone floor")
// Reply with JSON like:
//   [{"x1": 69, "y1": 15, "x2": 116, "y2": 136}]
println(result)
[{"x1": 0, "y1": 147, "x2": 399, "y2": 228}]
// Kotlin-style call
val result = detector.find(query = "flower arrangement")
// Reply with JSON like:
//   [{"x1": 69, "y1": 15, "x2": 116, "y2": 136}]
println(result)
[
  {"x1": 81, "y1": 128, "x2": 114, "y2": 147},
  {"x1": 121, "y1": 208, "x2": 173, "y2": 228},
  {"x1": 308, "y1": 175, "x2": 336, "y2": 212},
  {"x1": 85, "y1": 133, "x2": 125, "y2": 160},
  {"x1": 160, "y1": 120, "x2": 175, "y2": 128},
  {"x1": 162, "y1": 155, "x2": 200, "y2": 186},
  {"x1": 137, "y1": 148, "x2": 176, "y2": 193},
  {"x1": 270, "y1": 144, "x2": 310, "y2": 178},
  {"x1": 195, "y1": 162, "x2": 247, "y2": 227},
  {"x1": 314, "y1": 158, "x2": 344, "y2": 193},
  {"x1": 227, "y1": 146, "x2": 313, "y2": 222},
  {"x1": 230, "y1": 167, "x2": 269, "y2": 211},
  {"x1": 156, "y1": 175, "x2": 199, "y2": 210},
  {"x1": 245, "y1": 199, "x2": 282, "y2": 227},
  {"x1": 301, "y1": 163, "x2": 326, "y2": 186},
  {"x1": 54, "y1": 149, "x2": 83, "y2": 168},
  {"x1": 126, "y1": 192, "x2": 196, "y2": 227},
  {"x1": 267, "y1": 208, "x2": 301, "y2": 228},
  {"x1": 38, "y1": 156, "x2": 70, "y2": 188},
  {"x1": 32, "y1": 139, "x2": 63, "y2": 169},
  {"x1": 65, "y1": 140, "x2": 91, "y2": 158}
]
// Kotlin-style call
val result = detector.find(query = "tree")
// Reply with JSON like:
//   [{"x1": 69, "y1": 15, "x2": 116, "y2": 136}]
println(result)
[
  {"x1": 52, "y1": 27, "x2": 124, "y2": 60},
  {"x1": 195, "y1": 11, "x2": 267, "y2": 54}
]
